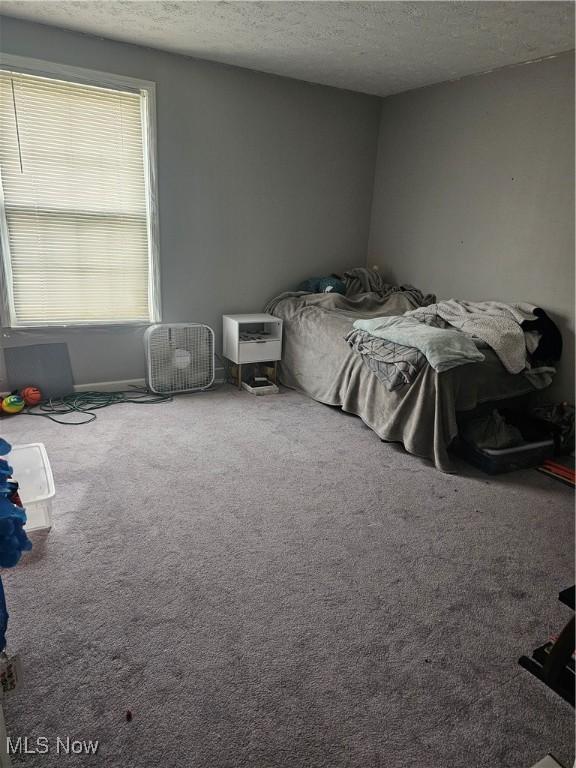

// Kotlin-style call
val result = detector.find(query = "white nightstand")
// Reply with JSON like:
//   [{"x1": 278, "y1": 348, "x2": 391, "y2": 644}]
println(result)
[{"x1": 222, "y1": 313, "x2": 283, "y2": 388}]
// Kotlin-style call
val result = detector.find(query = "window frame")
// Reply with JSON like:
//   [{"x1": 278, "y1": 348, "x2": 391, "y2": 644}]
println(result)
[{"x1": 0, "y1": 54, "x2": 161, "y2": 328}]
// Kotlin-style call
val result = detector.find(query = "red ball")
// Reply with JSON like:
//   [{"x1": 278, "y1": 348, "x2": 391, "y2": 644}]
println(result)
[{"x1": 20, "y1": 386, "x2": 42, "y2": 406}]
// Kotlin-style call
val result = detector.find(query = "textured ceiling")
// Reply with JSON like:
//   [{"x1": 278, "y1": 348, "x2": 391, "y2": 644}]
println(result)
[{"x1": 1, "y1": 1, "x2": 574, "y2": 97}]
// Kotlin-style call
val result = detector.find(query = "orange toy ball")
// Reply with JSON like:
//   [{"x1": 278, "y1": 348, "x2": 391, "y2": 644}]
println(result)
[{"x1": 20, "y1": 386, "x2": 42, "y2": 406}]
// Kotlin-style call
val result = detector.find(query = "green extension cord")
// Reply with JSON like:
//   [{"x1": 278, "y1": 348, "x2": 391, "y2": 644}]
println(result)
[{"x1": 23, "y1": 388, "x2": 173, "y2": 425}]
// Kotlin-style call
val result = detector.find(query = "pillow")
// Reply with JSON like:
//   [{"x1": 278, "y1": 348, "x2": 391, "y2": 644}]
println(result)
[
  {"x1": 297, "y1": 276, "x2": 346, "y2": 294},
  {"x1": 353, "y1": 316, "x2": 485, "y2": 372}
]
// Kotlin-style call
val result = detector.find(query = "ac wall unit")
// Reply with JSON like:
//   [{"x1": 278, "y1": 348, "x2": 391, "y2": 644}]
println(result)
[{"x1": 144, "y1": 323, "x2": 215, "y2": 394}]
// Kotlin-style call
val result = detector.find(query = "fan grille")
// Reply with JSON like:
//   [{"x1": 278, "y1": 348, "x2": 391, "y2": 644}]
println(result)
[{"x1": 146, "y1": 324, "x2": 214, "y2": 393}]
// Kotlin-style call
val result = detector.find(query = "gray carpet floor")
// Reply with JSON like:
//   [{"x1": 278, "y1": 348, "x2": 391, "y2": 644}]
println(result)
[{"x1": 0, "y1": 386, "x2": 574, "y2": 768}]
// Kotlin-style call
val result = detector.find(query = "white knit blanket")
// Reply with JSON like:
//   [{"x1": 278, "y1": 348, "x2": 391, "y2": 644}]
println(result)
[{"x1": 407, "y1": 300, "x2": 536, "y2": 374}]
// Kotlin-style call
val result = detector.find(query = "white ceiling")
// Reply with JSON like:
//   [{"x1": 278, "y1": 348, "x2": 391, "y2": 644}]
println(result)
[{"x1": 1, "y1": 1, "x2": 574, "y2": 97}]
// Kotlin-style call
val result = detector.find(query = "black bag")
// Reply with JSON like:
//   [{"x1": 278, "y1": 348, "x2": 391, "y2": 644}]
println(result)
[{"x1": 530, "y1": 403, "x2": 575, "y2": 455}]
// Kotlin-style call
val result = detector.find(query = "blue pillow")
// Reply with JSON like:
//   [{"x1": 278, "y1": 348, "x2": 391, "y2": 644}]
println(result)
[{"x1": 298, "y1": 276, "x2": 346, "y2": 294}]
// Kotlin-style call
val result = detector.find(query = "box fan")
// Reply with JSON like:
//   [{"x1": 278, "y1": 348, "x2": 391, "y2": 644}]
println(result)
[{"x1": 144, "y1": 324, "x2": 215, "y2": 394}]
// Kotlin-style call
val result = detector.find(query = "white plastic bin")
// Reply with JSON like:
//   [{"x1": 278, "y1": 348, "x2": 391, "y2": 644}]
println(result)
[{"x1": 9, "y1": 443, "x2": 55, "y2": 531}]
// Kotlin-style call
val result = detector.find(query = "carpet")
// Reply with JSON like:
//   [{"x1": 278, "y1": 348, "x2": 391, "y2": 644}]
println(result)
[{"x1": 0, "y1": 386, "x2": 574, "y2": 767}]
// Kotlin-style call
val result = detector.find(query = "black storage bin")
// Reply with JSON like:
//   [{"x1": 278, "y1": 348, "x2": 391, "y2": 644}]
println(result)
[{"x1": 455, "y1": 412, "x2": 555, "y2": 474}]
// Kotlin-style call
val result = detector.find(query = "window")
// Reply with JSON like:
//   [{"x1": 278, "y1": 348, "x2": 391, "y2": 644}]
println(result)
[{"x1": 0, "y1": 61, "x2": 159, "y2": 326}]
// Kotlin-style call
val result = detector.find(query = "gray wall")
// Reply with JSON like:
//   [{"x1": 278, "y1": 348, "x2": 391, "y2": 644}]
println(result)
[
  {"x1": 368, "y1": 52, "x2": 575, "y2": 401},
  {"x1": 2, "y1": 17, "x2": 573, "y2": 400},
  {"x1": 0, "y1": 16, "x2": 380, "y2": 387}
]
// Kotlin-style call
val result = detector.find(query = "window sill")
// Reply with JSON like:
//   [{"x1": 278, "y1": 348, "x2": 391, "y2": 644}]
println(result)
[{"x1": 2, "y1": 320, "x2": 157, "y2": 331}]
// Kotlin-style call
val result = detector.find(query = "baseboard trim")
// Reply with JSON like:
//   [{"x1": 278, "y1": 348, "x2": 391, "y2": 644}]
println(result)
[
  {"x1": 2, "y1": 369, "x2": 226, "y2": 397},
  {"x1": 74, "y1": 369, "x2": 225, "y2": 393},
  {"x1": 74, "y1": 378, "x2": 146, "y2": 392}
]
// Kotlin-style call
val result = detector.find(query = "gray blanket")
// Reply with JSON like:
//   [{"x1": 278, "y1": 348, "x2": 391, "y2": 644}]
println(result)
[
  {"x1": 407, "y1": 299, "x2": 537, "y2": 374},
  {"x1": 342, "y1": 267, "x2": 436, "y2": 306},
  {"x1": 345, "y1": 328, "x2": 426, "y2": 391},
  {"x1": 265, "y1": 291, "x2": 552, "y2": 471},
  {"x1": 352, "y1": 315, "x2": 485, "y2": 372}
]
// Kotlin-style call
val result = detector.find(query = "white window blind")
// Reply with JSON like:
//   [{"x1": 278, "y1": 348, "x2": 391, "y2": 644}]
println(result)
[{"x1": 0, "y1": 69, "x2": 158, "y2": 326}]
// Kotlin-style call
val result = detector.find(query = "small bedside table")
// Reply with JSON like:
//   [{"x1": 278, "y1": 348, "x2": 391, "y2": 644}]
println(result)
[{"x1": 222, "y1": 313, "x2": 283, "y2": 389}]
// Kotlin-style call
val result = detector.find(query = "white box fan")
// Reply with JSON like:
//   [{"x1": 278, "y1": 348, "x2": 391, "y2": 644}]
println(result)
[{"x1": 144, "y1": 323, "x2": 215, "y2": 394}]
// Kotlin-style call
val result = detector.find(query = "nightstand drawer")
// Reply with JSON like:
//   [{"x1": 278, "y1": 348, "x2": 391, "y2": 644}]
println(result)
[{"x1": 238, "y1": 338, "x2": 282, "y2": 363}]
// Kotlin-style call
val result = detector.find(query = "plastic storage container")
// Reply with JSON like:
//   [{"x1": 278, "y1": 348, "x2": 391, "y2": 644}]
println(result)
[
  {"x1": 455, "y1": 436, "x2": 554, "y2": 474},
  {"x1": 9, "y1": 443, "x2": 55, "y2": 531},
  {"x1": 455, "y1": 410, "x2": 556, "y2": 474}
]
